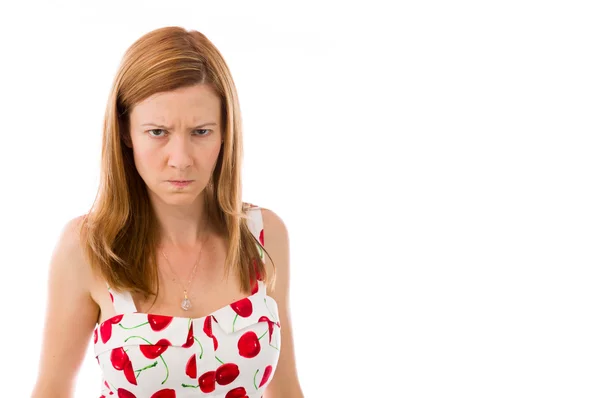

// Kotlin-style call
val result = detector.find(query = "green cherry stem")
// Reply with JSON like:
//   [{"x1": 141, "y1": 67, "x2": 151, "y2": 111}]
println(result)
[
  {"x1": 134, "y1": 361, "x2": 158, "y2": 378},
  {"x1": 232, "y1": 314, "x2": 239, "y2": 333},
  {"x1": 253, "y1": 368, "x2": 260, "y2": 390},
  {"x1": 215, "y1": 355, "x2": 224, "y2": 365},
  {"x1": 193, "y1": 336, "x2": 204, "y2": 359},
  {"x1": 182, "y1": 383, "x2": 199, "y2": 388},
  {"x1": 123, "y1": 335, "x2": 170, "y2": 384},
  {"x1": 158, "y1": 355, "x2": 169, "y2": 384},
  {"x1": 257, "y1": 330, "x2": 268, "y2": 341},
  {"x1": 124, "y1": 335, "x2": 153, "y2": 344},
  {"x1": 135, "y1": 361, "x2": 158, "y2": 372},
  {"x1": 119, "y1": 321, "x2": 149, "y2": 330}
]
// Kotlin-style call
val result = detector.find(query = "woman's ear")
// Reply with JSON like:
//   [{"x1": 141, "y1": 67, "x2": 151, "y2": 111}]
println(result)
[
  {"x1": 120, "y1": 117, "x2": 133, "y2": 148},
  {"x1": 122, "y1": 131, "x2": 133, "y2": 149}
]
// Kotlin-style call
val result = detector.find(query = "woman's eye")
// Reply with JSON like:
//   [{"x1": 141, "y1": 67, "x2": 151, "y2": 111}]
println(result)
[{"x1": 147, "y1": 129, "x2": 211, "y2": 137}]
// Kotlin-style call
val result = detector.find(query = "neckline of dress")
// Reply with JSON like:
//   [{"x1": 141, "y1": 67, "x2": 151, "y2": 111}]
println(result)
[{"x1": 99, "y1": 280, "x2": 267, "y2": 327}]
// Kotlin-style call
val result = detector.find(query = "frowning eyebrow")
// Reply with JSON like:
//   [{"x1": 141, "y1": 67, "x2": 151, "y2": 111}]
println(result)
[{"x1": 141, "y1": 122, "x2": 218, "y2": 129}]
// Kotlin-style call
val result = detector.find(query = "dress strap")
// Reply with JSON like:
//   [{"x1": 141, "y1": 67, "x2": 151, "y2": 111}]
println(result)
[
  {"x1": 255, "y1": 279, "x2": 267, "y2": 296},
  {"x1": 244, "y1": 203, "x2": 265, "y2": 263},
  {"x1": 106, "y1": 281, "x2": 138, "y2": 314}
]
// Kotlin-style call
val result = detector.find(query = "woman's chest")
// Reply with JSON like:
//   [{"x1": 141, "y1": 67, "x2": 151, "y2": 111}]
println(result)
[
  {"x1": 131, "y1": 274, "x2": 253, "y2": 320},
  {"x1": 91, "y1": 236, "x2": 252, "y2": 323},
  {"x1": 93, "y1": 281, "x2": 282, "y2": 397}
]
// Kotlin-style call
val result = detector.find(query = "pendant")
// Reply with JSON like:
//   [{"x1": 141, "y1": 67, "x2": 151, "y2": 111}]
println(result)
[{"x1": 181, "y1": 291, "x2": 192, "y2": 311}]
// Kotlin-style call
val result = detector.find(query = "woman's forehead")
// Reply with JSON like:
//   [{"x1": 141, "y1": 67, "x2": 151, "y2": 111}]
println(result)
[{"x1": 130, "y1": 84, "x2": 221, "y2": 124}]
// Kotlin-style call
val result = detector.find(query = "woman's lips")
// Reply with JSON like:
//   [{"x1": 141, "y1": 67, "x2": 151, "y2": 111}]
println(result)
[{"x1": 168, "y1": 180, "x2": 193, "y2": 187}]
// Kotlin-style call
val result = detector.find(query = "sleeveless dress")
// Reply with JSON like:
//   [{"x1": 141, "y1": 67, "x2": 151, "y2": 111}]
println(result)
[{"x1": 92, "y1": 205, "x2": 281, "y2": 398}]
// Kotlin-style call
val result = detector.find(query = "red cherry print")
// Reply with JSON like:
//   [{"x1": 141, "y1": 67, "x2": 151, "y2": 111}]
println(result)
[
  {"x1": 111, "y1": 314, "x2": 124, "y2": 324},
  {"x1": 238, "y1": 331, "x2": 261, "y2": 358},
  {"x1": 182, "y1": 323, "x2": 194, "y2": 348},
  {"x1": 150, "y1": 389, "x2": 176, "y2": 398},
  {"x1": 225, "y1": 386, "x2": 248, "y2": 398},
  {"x1": 140, "y1": 339, "x2": 172, "y2": 359},
  {"x1": 100, "y1": 321, "x2": 113, "y2": 343},
  {"x1": 93, "y1": 328, "x2": 98, "y2": 344},
  {"x1": 110, "y1": 292, "x2": 114, "y2": 303},
  {"x1": 212, "y1": 335, "x2": 219, "y2": 350},
  {"x1": 259, "y1": 365, "x2": 273, "y2": 387},
  {"x1": 185, "y1": 353, "x2": 197, "y2": 378},
  {"x1": 122, "y1": 335, "x2": 171, "y2": 385},
  {"x1": 117, "y1": 388, "x2": 136, "y2": 398},
  {"x1": 212, "y1": 315, "x2": 219, "y2": 324},
  {"x1": 148, "y1": 315, "x2": 173, "y2": 331},
  {"x1": 198, "y1": 370, "x2": 216, "y2": 393},
  {"x1": 269, "y1": 323, "x2": 275, "y2": 341},
  {"x1": 258, "y1": 316, "x2": 274, "y2": 342},
  {"x1": 110, "y1": 347, "x2": 129, "y2": 370},
  {"x1": 216, "y1": 363, "x2": 240, "y2": 385},
  {"x1": 230, "y1": 298, "x2": 253, "y2": 318},
  {"x1": 203, "y1": 316, "x2": 213, "y2": 337},
  {"x1": 259, "y1": 229, "x2": 264, "y2": 246},
  {"x1": 123, "y1": 359, "x2": 137, "y2": 385},
  {"x1": 251, "y1": 281, "x2": 259, "y2": 294}
]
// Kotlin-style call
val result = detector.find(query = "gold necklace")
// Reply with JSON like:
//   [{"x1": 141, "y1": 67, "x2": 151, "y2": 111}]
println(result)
[{"x1": 159, "y1": 217, "x2": 210, "y2": 311}]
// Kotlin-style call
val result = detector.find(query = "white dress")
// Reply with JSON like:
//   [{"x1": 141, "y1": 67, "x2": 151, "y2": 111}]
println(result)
[{"x1": 93, "y1": 206, "x2": 281, "y2": 398}]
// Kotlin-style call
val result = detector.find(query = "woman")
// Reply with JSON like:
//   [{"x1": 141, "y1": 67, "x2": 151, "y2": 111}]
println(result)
[{"x1": 31, "y1": 26, "x2": 304, "y2": 398}]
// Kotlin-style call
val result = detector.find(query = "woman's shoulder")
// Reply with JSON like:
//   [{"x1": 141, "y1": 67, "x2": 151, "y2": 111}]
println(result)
[
  {"x1": 44, "y1": 215, "x2": 99, "y2": 314},
  {"x1": 243, "y1": 202, "x2": 286, "y2": 231},
  {"x1": 59, "y1": 215, "x2": 95, "y2": 274},
  {"x1": 57, "y1": 215, "x2": 87, "y2": 257},
  {"x1": 55, "y1": 214, "x2": 105, "y2": 292}
]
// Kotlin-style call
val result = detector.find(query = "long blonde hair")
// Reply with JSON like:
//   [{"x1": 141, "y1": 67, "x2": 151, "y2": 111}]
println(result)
[{"x1": 79, "y1": 26, "x2": 274, "y2": 302}]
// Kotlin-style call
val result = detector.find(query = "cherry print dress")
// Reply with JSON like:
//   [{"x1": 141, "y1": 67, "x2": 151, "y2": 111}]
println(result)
[{"x1": 93, "y1": 205, "x2": 281, "y2": 398}]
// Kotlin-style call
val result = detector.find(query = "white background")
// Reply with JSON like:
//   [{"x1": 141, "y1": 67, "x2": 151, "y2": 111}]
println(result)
[{"x1": 0, "y1": 1, "x2": 599, "y2": 397}]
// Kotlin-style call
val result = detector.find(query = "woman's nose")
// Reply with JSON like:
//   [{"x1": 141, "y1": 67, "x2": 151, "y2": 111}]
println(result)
[{"x1": 167, "y1": 136, "x2": 194, "y2": 169}]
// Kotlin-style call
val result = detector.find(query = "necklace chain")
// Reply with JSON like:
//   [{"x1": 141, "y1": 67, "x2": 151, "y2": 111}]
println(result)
[
  {"x1": 159, "y1": 215, "x2": 210, "y2": 311},
  {"x1": 160, "y1": 248, "x2": 202, "y2": 297}
]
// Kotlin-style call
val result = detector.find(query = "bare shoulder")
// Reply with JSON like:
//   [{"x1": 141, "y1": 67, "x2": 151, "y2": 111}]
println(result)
[
  {"x1": 260, "y1": 207, "x2": 289, "y2": 241},
  {"x1": 31, "y1": 214, "x2": 99, "y2": 396},
  {"x1": 259, "y1": 207, "x2": 291, "y2": 285},
  {"x1": 56, "y1": 215, "x2": 95, "y2": 283},
  {"x1": 63, "y1": 214, "x2": 104, "y2": 306},
  {"x1": 58, "y1": 214, "x2": 86, "y2": 249},
  {"x1": 53, "y1": 215, "x2": 89, "y2": 273},
  {"x1": 244, "y1": 203, "x2": 290, "y2": 276},
  {"x1": 256, "y1": 208, "x2": 305, "y2": 396}
]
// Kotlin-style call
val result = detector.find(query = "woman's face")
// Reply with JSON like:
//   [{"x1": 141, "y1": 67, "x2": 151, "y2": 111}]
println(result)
[{"x1": 127, "y1": 83, "x2": 223, "y2": 207}]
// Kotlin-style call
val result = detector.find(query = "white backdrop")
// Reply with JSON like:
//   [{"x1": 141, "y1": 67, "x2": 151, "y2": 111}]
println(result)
[{"x1": 0, "y1": 1, "x2": 599, "y2": 397}]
